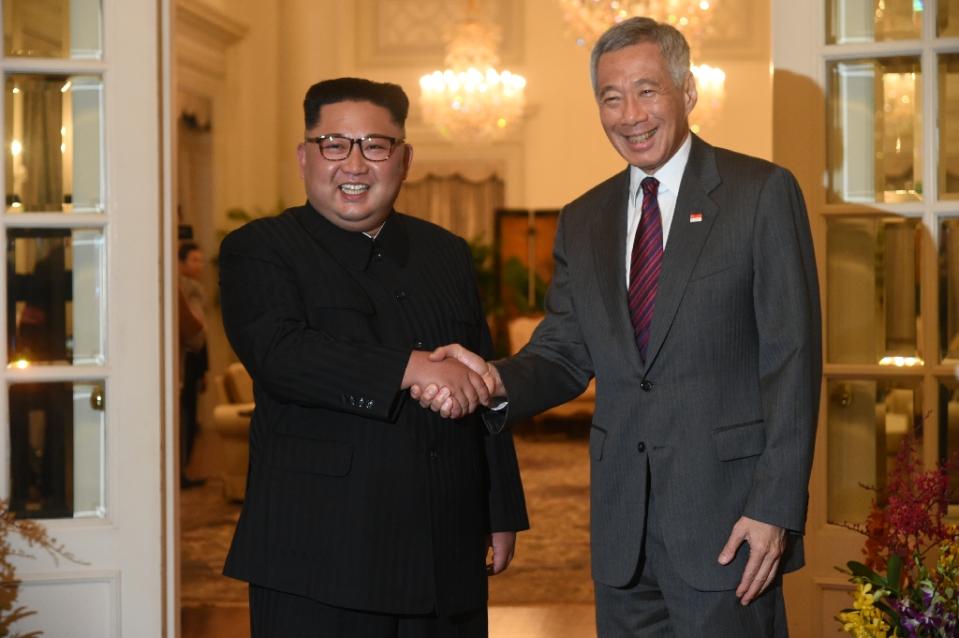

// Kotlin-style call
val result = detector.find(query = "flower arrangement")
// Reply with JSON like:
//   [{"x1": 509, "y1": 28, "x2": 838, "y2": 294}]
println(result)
[
  {"x1": 0, "y1": 500, "x2": 80, "y2": 637},
  {"x1": 836, "y1": 436, "x2": 958, "y2": 637}
]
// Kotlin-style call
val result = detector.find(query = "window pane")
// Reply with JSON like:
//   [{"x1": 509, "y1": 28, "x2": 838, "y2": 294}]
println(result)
[
  {"x1": 939, "y1": 0, "x2": 959, "y2": 36},
  {"x1": 827, "y1": 0, "x2": 922, "y2": 44},
  {"x1": 5, "y1": 74, "x2": 102, "y2": 213},
  {"x1": 940, "y1": 54, "x2": 959, "y2": 200},
  {"x1": 7, "y1": 228, "x2": 104, "y2": 366},
  {"x1": 9, "y1": 381, "x2": 105, "y2": 519},
  {"x1": 2, "y1": 0, "x2": 102, "y2": 59},
  {"x1": 827, "y1": 379, "x2": 921, "y2": 524},
  {"x1": 827, "y1": 58, "x2": 922, "y2": 203},
  {"x1": 939, "y1": 380, "x2": 959, "y2": 505},
  {"x1": 827, "y1": 217, "x2": 921, "y2": 365},
  {"x1": 940, "y1": 219, "x2": 959, "y2": 359}
]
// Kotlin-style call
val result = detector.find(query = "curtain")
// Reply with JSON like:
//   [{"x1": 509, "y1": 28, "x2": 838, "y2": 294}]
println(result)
[
  {"x1": 395, "y1": 173, "x2": 504, "y2": 243},
  {"x1": 20, "y1": 76, "x2": 64, "y2": 211}
]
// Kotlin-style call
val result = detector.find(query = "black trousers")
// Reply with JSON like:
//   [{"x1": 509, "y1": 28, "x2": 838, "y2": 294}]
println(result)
[{"x1": 249, "y1": 585, "x2": 488, "y2": 638}]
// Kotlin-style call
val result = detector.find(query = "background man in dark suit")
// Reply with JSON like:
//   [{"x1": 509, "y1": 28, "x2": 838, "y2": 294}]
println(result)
[
  {"x1": 417, "y1": 17, "x2": 821, "y2": 637},
  {"x1": 218, "y1": 77, "x2": 528, "y2": 638}
]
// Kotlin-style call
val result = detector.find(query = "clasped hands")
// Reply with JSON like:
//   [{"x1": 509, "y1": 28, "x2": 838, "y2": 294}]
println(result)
[{"x1": 402, "y1": 344, "x2": 499, "y2": 418}]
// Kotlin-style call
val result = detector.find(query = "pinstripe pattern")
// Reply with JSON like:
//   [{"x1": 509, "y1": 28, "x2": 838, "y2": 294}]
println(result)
[
  {"x1": 627, "y1": 177, "x2": 662, "y2": 359},
  {"x1": 219, "y1": 205, "x2": 529, "y2": 617},
  {"x1": 493, "y1": 136, "x2": 822, "y2": 603}
]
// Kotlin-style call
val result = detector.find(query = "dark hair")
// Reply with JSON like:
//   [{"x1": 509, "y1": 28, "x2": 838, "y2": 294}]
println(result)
[
  {"x1": 590, "y1": 17, "x2": 690, "y2": 95},
  {"x1": 178, "y1": 241, "x2": 200, "y2": 262},
  {"x1": 303, "y1": 77, "x2": 410, "y2": 130}
]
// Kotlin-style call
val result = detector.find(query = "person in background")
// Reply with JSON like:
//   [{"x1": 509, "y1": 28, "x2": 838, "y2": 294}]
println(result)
[
  {"x1": 178, "y1": 241, "x2": 208, "y2": 489},
  {"x1": 218, "y1": 77, "x2": 528, "y2": 637}
]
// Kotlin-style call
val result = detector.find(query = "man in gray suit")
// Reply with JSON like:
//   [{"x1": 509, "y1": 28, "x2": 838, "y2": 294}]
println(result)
[{"x1": 415, "y1": 16, "x2": 821, "y2": 637}]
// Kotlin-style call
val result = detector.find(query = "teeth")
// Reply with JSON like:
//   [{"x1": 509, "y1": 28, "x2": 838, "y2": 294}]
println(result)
[
  {"x1": 340, "y1": 184, "x2": 369, "y2": 194},
  {"x1": 628, "y1": 130, "x2": 655, "y2": 143}
]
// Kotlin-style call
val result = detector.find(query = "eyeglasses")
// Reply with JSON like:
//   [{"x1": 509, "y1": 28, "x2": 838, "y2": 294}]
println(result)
[{"x1": 305, "y1": 134, "x2": 405, "y2": 162}]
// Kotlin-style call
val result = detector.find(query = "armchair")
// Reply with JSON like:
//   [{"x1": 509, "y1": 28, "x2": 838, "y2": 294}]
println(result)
[{"x1": 211, "y1": 362, "x2": 254, "y2": 501}]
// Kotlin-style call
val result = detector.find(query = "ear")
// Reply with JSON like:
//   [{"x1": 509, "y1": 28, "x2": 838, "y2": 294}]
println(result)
[
  {"x1": 683, "y1": 72, "x2": 698, "y2": 118},
  {"x1": 296, "y1": 142, "x2": 307, "y2": 180},
  {"x1": 400, "y1": 143, "x2": 414, "y2": 179}
]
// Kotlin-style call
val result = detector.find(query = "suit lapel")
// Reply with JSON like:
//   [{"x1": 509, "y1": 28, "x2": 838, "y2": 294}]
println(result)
[
  {"x1": 644, "y1": 136, "x2": 722, "y2": 370},
  {"x1": 591, "y1": 169, "x2": 645, "y2": 374}
]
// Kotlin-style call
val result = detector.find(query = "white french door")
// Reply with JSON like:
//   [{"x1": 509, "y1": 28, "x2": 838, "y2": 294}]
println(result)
[
  {"x1": 773, "y1": 1, "x2": 959, "y2": 636},
  {"x1": 0, "y1": 0, "x2": 171, "y2": 636}
]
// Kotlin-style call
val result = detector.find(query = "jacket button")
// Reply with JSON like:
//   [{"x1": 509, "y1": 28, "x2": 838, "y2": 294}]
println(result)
[
  {"x1": 413, "y1": 339, "x2": 425, "y2": 349},
  {"x1": 637, "y1": 441, "x2": 646, "y2": 453},
  {"x1": 429, "y1": 450, "x2": 439, "y2": 460},
  {"x1": 395, "y1": 290, "x2": 408, "y2": 300},
  {"x1": 640, "y1": 380, "x2": 652, "y2": 392},
  {"x1": 373, "y1": 251, "x2": 383, "y2": 260}
]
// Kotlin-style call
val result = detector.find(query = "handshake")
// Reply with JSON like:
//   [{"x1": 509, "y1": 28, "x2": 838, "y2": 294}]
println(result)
[{"x1": 401, "y1": 344, "x2": 505, "y2": 418}]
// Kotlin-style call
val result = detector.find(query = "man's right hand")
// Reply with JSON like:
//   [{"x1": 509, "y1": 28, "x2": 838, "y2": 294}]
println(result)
[
  {"x1": 401, "y1": 350, "x2": 490, "y2": 418},
  {"x1": 410, "y1": 344, "x2": 505, "y2": 418}
]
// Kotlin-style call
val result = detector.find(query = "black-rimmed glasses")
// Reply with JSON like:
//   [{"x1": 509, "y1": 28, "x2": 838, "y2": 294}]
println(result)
[{"x1": 305, "y1": 134, "x2": 405, "y2": 162}]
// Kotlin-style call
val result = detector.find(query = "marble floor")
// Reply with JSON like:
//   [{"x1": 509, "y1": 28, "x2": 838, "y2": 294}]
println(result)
[{"x1": 181, "y1": 420, "x2": 597, "y2": 637}]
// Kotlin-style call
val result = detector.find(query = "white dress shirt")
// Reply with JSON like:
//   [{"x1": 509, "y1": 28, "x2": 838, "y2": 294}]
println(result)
[{"x1": 624, "y1": 134, "x2": 692, "y2": 284}]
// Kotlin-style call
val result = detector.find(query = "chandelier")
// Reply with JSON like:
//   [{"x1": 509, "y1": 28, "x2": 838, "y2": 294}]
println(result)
[
  {"x1": 419, "y1": 4, "x2": 527, "y2": 141},
  {"x1": 556, "y1": 0, "x2": 725, "y2": 134}
]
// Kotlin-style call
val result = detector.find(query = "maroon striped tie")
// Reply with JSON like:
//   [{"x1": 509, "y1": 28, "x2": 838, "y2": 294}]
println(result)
[{"x1": 628, "y1": 177, "x2": 663, "y2": 359}]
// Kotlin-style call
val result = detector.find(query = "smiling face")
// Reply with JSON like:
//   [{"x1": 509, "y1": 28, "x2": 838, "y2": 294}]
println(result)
[
  {"x1": 595, "y1": 41, "x2": 696, "y2": 174},
  {"x1": 297, "y1": 100, "x2": 412, "y2": 233}
]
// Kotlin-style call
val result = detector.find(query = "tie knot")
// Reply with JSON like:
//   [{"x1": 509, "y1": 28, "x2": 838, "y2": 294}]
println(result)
[{"x1": 641, "y1": 177, "x2": 659, "y2": 197}]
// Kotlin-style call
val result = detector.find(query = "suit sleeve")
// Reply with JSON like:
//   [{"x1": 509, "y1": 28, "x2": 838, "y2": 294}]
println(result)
[
  {"x1": 486, "y1": 208, "x2": 595, "y2": 433},
  {"x1": 744, "y1": 167, "x2": 822, "y2": 533},
  {"x1": 218, "y1": 222, "x2": 410, "y2": 421}
]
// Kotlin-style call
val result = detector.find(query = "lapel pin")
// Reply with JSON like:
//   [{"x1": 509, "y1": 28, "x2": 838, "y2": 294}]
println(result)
[{"x1": 689, "y1": 212, "x2": 703, "y2": 223}]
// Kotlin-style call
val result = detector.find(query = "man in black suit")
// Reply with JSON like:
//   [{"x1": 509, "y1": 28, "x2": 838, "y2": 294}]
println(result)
[{"x1": 218, "y1": 77, "x2": 528, "y2": 637}]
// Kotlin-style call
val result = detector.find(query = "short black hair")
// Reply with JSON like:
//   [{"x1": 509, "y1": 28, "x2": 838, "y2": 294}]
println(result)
[
  {"x1": 178, "y1": 241, "x2": 200, "y2": 262},
  {"x1": 303, "y1": 77, "x2": 409, "y2": 130}
]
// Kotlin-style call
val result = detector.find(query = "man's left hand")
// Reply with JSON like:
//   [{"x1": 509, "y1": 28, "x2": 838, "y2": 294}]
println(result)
[
  {"x1": 487, "y1": 531, "x2": 516, "y2": 575},
  {"x1": 717, "y1": 516, "x2": 786, "y2": 605}
]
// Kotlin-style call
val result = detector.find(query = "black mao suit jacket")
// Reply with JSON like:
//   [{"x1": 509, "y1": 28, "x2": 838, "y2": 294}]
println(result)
[{"x1": 218, "y1": 204, "x2": 528, "y2": 616}]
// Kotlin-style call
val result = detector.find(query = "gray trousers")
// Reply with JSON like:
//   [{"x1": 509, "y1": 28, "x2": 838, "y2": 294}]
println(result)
[{"x1": 594, "y1": 463, "x2": 788, "y2": 637}]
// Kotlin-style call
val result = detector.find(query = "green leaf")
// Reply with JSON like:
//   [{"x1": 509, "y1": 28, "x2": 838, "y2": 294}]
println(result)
[
  {"x1": 886, "y1": 554, "x2": 902, "y2": 594},
  {"x1": 846, "y1": 560, "x2": 882, "y2": 582}
]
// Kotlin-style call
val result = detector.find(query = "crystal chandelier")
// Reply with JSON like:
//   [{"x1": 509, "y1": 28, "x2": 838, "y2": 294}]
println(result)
[
  {"x1": 419, "y1": 4, "x2": 527, "y2": 141},
  {"x1": 556, "y1": 0, "x2": 725, "y2": 134}
]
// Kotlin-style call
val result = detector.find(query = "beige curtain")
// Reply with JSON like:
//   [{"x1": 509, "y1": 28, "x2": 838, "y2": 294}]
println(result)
[
  {"x1": 395, "y1": 173, "x2": 504, "y2": 243},
  {"x1": 21, "y1": 76, "x2": 64, "y2": 211}
]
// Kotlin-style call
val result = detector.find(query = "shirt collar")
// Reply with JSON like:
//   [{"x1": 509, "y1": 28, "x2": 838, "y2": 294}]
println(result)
[
  {"x1": 293, "y1": 203, "x2": 409, "y2": 271},
  {"x1": 629, "y1": 132, "x2": 693, "y2": 202}
]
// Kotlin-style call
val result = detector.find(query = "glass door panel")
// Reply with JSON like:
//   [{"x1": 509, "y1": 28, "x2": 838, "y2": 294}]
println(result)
[
  {"x1": 940, "y1": 54, "x2": 959, "y2": 200},
  {"x1": 826, "y1": 378, "x2": 921, "y2": 524},
  {"x1": 5, "y1": 74, "x2": 103, "y2": 213},
  {"x1": 938, "y1": 380, "x2": 959, "y2": 506},
  {"x1": 827, "y1": 57, "x2": 923, "y2": 203},
  {"x1": 2, "y1": 0, "x2": 102, "y2": 59},
  {"x1": 827, "y1": 0, "x2": 922, "y2": 44},
  {"x1": 6, "y1": 228, "x2": 104, "y2": 366},
  {"x1": 826, "y1": 217, "x2": 921, "y2": 364},
  {"x1": 8, "y1": 380, "x2": 105, "y2": 519},
  {"x1": 939, "y1": 0, "x2": 959, "y2": 36}
]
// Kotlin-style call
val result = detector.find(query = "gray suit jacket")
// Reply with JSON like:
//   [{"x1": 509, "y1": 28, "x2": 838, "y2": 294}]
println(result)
[{"x1": 492, "y1": 135, "x2": 822, "y2": 591}]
